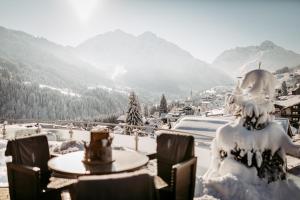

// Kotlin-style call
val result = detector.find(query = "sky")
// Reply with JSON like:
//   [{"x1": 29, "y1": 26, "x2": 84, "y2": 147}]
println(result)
[{"x1": 0, "y1": 0, "x2": 299, "y2": 63}]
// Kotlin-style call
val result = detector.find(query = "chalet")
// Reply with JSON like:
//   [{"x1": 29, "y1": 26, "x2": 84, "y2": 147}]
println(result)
[
  {"x1": 182, "y1": 106, "x2": 194, "y2": 115},
  {"x1": 274, "y1": 95, "x2": 300, "y2": 129},
  {"x1": 117, "y1": 115, "x2": 126, "y2": 123},
  {"x1": 292, "y1": 87, "x2": 300, "y2": 95}
]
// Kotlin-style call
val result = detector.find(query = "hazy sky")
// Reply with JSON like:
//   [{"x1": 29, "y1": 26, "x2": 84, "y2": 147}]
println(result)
[{"x1": 0, "y1": 0, "x2": 299, "y2": 62}]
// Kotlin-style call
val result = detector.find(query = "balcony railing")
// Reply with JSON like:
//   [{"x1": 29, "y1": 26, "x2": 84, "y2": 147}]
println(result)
[{"x1": 0, "y1": 119, "x2": 214, "y2": 151}]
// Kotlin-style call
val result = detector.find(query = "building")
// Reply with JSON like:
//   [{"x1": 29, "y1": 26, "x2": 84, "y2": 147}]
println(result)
[
  {"x1": 274, "y1": 95, "x2": 300, "y2": 129},
  {"x1": 182, "y1": 106, "x2": 194, "y2": 115},
  {"x1": 292, "y1": 87, "x2": 300, "y2": 95}
]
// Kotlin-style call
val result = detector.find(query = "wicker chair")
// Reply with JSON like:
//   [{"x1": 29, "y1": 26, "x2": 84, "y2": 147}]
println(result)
[
  {"x1": 150, "y1": 133, "x2": 197, "y2": 200},
  {"x1": 68, "y1": 173, "x2": 158, "y2": 200},
  {"x1": 5, "y1": 135, "x2": 62, "y2": 200}
]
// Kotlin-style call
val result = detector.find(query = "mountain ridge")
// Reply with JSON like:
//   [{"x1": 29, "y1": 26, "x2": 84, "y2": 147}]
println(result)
[
  {"x1": 75, "y1": 29, "x2": 231, "y2": 96},
  {"x1": 213, "y1": 40, "x2": 300, "y2": 77}
]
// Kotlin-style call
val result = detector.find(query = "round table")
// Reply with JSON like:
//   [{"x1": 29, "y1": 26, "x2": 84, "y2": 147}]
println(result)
[{"x1": 48, "y1": 150, "x2": 149, "y2": 176}]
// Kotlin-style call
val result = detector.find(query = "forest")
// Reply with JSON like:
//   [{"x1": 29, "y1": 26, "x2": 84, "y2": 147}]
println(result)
[{"x1": 0, "y1": 67, "x2": 127, "y2": 120}]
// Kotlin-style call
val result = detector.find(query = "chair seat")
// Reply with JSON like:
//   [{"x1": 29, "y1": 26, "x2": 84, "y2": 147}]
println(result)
[
  {"x1": 159, "y1": 186, "x2": 173, "y2": 200},
  {"x1": 154, "y1": 175, "x2": 168, "y2": 189},
  {"x1": 40, "y1": 188, "x2": 62, "y2": 200},
  {"x1": 47, "y1": 177, "x2": 77, "y2": 190}
]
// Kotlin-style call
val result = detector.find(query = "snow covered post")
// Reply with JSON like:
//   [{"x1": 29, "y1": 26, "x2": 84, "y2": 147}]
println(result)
[
  {"x1": 2, "y1": 121, "x2": 7, "y2": 138},
  {"x1": 133, "y1": 129, "x2": 139, "y2": 151},
  {"x1": 68, "y1": 123, "x2": 74, "y2": 140},
  {"x1": 36, "y1": 123, "x2": 41, "y2": 134}
]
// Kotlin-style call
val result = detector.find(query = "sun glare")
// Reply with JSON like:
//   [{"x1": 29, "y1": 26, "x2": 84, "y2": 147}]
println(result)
[{"x1": 68, "y1": 0, "x2": 98, "y2": 23}]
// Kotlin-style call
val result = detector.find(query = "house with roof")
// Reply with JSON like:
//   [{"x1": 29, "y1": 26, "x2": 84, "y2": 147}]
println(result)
[
  {"x1": 292, "y1": 86, "x2": 300, "y2": 95},
  {"x1": 274, "y1": 95, "x2": 300, "y2": 129}
]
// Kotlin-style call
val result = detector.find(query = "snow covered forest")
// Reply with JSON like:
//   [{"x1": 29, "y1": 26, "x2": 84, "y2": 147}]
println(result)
[{"x1": 0, "y1": 68, "x2": 127, "y2": 120}]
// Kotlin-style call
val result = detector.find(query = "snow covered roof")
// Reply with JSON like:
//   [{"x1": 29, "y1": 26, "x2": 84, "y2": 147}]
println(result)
[
  {"x1": 275, "y1": 95, "x2": 300, "y2": 108},
  {"x1": 117, "y1": 115, "x2": 126, "y2": 122}
]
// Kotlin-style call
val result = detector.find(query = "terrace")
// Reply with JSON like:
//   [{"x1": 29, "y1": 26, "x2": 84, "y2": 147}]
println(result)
[
  {"x1": 1, "y1": 117, "x2": 300, "y2": 200},
  {"x1": 0, "y1": 119, "x2": 205, "y2": 200}
]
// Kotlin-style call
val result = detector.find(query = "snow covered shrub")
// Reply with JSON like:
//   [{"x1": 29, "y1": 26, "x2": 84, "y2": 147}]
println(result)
[
  {"x1": 52, "y1": 140, "x2": 84, "y2": 154},
  {"x1": 199, "y1": 69, "x2": 300, "y2": 199}
]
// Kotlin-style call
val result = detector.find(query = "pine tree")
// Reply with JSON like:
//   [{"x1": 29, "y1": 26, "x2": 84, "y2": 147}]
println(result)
[
  {"x1": 143, "y1": 105, "x2": 149, "y2": 117},
  {"x1": 159, "y1": 94, "x2": 168, "y2": 116},
  {"x1": 281, "y1": 81, "x2": 288, "y2": 96},
  {"x1": 125, "y1": 92, "x2": 143, "y2": 134},
  {"x1": 149, "y1": 106, "x2": 157, "y2": 115}
]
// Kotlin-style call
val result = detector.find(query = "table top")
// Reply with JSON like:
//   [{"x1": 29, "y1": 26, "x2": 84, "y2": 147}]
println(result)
[{"x1": 48, "y1": 150, "x2": 149, "y2": 176}]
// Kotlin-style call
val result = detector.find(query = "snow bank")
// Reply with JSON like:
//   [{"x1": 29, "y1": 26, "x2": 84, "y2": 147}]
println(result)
[
  {"x1": 197, "y1": 174, "x2": 300, "y2": 200},
  {"x1": 91, "y1": 125, "x2": 109, "y2": 132},
  {"x1": 0, "y1": 140, "x2": 7, "y2": 187},
  {"x1": 52, "y1": 140, "x2": 84, "y2": 154}
]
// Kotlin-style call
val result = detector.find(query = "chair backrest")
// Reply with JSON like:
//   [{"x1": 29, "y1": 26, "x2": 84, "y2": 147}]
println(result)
[
  {"x1": 5, "y1": 135, "x2": 51, "y2": 182},
  {"x1": 172, "y1": 157, "x2": 197, "y2": 200},
  {"x1": 157, "y1": 133, "x2": 194, "y2": 184},
  {"x1": 73, "y1": 173, "x2": 158, "y2": 200},
  {"x1": 6, "y1": 163, "x2": 41, "y2": 200}
]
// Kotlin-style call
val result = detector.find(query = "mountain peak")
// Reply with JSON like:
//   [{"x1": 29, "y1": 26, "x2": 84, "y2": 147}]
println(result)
[
  {"x1": 112, "y1": 29, "x2": 126, "y2": 34},
  {"x1": 138, "y1": 31, "x2": 157, "y2": 39},
  {"x1": 259, "y1": 40, "x2": 277, "y2": 50}
]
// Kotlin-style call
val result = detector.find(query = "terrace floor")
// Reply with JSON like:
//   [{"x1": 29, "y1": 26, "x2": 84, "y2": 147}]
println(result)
[{"x1": 0, "y1": 188, "x2": 9, "y2": 200}]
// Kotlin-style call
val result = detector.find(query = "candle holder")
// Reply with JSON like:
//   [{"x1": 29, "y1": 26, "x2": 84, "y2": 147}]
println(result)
[{"x1": 82, "y1": 127, "x2": 114, "y2": 165}]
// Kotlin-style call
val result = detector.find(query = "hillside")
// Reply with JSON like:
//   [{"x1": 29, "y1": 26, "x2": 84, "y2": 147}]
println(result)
[
  {"x1": 0, "y1": 26, "x2": 127, "y2": 120},
  {"x1": 0, "y1": 26, "x2": 111, "y2": 90}
]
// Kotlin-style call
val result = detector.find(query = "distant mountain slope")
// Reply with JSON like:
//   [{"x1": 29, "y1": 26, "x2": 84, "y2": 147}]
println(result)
[
  {"x1": 76, "y1": 30, "x2": 232, "y2": 95},
  {"x1": 213, "y1": 40, "x2": 300, "y2": 77},
  {"x1": 0, "y1": 26, "x2": 110, "y2": 90},
  {"x1": 0, "y1": 26, "x2": 127, "y2": 120}
]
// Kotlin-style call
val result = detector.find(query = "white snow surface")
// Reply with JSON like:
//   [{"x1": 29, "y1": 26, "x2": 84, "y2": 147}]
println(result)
[
  {"x1": 39, "y1": 84, "x2": 81, "y2": 97},
  {"x1": 197, "y1": 174, "x2": 300, "y2": 200},
  {"x1": 90, "y1": 125, "x2": 109, "y2": 132},
  {"x1": 214, "y1": 118, "x2": 298, "y2": 157},
  {"x1": 196, "y1": 118, "x2": 300, "y2": 199},
  {"x1": 240, "y1": 69, "x2": 277, "y2": 98},
  {"x1": 275, "y1": 95, "x2": 300, "y2": 108}
]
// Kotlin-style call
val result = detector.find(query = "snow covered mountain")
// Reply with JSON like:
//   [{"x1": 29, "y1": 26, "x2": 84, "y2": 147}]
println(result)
[
  {"x1": 0, "y1": 26, "x2": 127, "y2": 120},
  {"x1": 213, "y1": 40, "x2": 300, "y2": 77},
  {"x1": 0, "y1": 26, "x2": 111, "y2": 90},
  {"x1": 76, "y1": 30, "x2": 232, "y2": 96}
]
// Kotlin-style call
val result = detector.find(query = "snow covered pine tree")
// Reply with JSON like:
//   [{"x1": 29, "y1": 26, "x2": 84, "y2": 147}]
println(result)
[
  {"x1": 281, "y1": 81, "x2": 288, "y2": 96},
  {"x1": 159, "y1": 94, "x2": 168, "y2": 116},
  {"x1": 200, "y1": 69, "x2": 300, "y2": 200},
  {"x1": 144, "y1": 104, "x2": 149, "y2": 118},
  {"x1": 125, "y1": 92, "x2": 143, "y2": 134}
]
